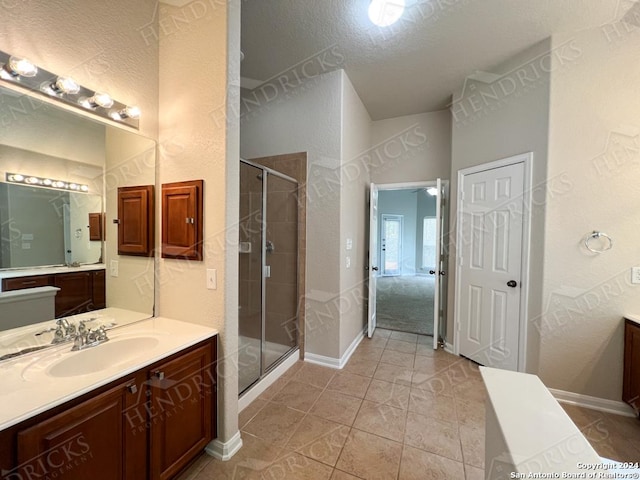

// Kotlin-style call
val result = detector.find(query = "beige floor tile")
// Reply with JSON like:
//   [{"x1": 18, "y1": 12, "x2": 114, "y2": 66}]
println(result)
[
  {"x1": 292, "y1": 363, "x2": 337, "y2": 389},
  {"x1": 327, "y1": 372, "x2": 372, "y2": 398},
  {"x1": 242, "y1": 402, "x2": 306, "y2": 447},
  {"x1": 350, "y1": 348, "x2": 384, "y2": 364},
  {"x1": 331, "y1": 469, "x2": 362, "y2": 479},
  {"x1": 584, "y1": 425, "x2": 640, "y2": 462},
  {"x1": 405, "y1": 412, "x2": 463, "y2": 462},
  {"x1": 239, "y1": 398, "x2": 268, "y2": 429},
  {"x1": 380, "y1": 349, "x2": 415, "y2": 368},
  {"x1": 452, "y1": 377, "x2": 486, "y2": 404},
  {"x1": 374, "y1": 328, "x2": 393, "y2": 339},
  {"x1": 336, "y1": 429, "x2": 402, "y2": 480},
  {"x1": 353, "y1": 400, "x2": 407, "y2": 442},
  {"x1": 258, "y1": 374, "x2": 291, "y2": 400},
  {"x1": 455, "y1": 398, "x2": 485, "y2": 428},
  {"x1": 414, "y1": 354, "x2": 457, "y2": 374},
  {"x1": 416, "y1": 335, "x2": 432, "y2": 345},
  {"x1": 412, "y1": 371, "x2": 454, "y2": 396},
  {"x1": 459, "y1": 424, "x2": 485, "y2": 468},
  {"x1": 343, "y1": 357, "x2": 378, "y2": 377},
  {"x1": 408, "y1": 388, "x2": 457, "y2": 422},
  {"x1": 399, "y1": 445, "x2": 466, "y2": 480},
  {"x1": 386, "y1": 339, "x2": 418, "y2": 354},
  {"x1": 286, "y1": 415, "x2": 350, "y2": 467},
  {"x1": 249, "y1": 451, "x2": 334, "y2": 480},
  {"x1": 309, "y1": 390, "x2": 364, "y2": 426},
  {"x1": 373, "y1": 362, "x2": 413, "y2": 385},
  {"x1": 416, "y1": 343, "x2": 437, "y2": 356},
  {"x1": 561, "y1": 404, "x2": 605, "y2": 430},
  {"x1": 271, "y1": 380, "x2": 324, "y2": 412},
  {"x1": 361, "y1": 336, "x2": 389, "y2": 349},
  {"x1": 365, "y1": 379, "x2": 411, "y2": 410},
  {"x1": 603, "y1": 412, "x2": 640, "y2": 440},
  {"x1": 390, "y1": 331, "x2": 418, "y2": 343},
  {"x1": 174, "y1": 453, "x2": 211, "y2": 480},
  {"x1": 465, "y1": 464, "x2": 485, "y2": 480}
]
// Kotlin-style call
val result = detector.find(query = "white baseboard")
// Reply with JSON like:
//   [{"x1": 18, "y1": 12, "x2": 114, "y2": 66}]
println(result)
[
  {"x1": 238, "y1": 349, "x2": 300, "y2": 412},
  {"x1": 205, "y1": 431, "x2": 243, "y2": 461},
  {"x1": 305, "y1": 329, "x2": 366, "y2": 370},
  {"x1": 444, "y1": 341, "x2": 455, "y2": 354},
  {"x1": 549, "y1": 388, "x2": 635, "y2": 418}
]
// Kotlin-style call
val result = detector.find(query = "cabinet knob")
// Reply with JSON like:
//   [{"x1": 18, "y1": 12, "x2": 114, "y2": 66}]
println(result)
[
  {"x1": 127, "y1": 384, "x2": 138, "y2": 394},
  {"x1": 154, "y1": 371, "x2": 165, "y2": 380},
  {"x1": 185, "y1": 217, "x2": 195, "y2": 224}
]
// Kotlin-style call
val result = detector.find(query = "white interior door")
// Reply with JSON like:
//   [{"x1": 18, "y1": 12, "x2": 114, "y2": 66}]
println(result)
[
  {"x1": 368, "y1": 183, "x2": 379, "y2": 338},
  {"x1": 457, "y1": 162, "x2": 525, "y2": 370},
  {"x1": 432, "y1": 178, "x2": 442, "y2": 350}
]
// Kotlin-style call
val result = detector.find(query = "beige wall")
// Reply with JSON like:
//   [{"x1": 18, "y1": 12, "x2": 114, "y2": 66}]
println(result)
[
  {"x1": 370, "y1": 111, "x2": 451, "y2": 184},
  {"x1": 157, "y1": 0, "x2": 239, "y2": 443},
  {"x1": 449, "y1": 38, "x2": 553, "y2": 373},
  {"x1": 539, "y1": 26, "x2": 640, "y2": 400},
  {"x1": 339, "y1": 71, "x2": 372, "y2": 357}
]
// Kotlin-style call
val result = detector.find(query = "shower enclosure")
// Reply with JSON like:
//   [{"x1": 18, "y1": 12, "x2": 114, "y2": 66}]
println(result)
[{"x1": 238, "y1": 160, "x2": 299, "y2": 394}]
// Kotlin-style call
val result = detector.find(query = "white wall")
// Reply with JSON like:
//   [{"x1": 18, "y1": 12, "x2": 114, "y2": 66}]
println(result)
[
  {"x1": 370, "y1": 111, "x2": 451, "y2": 184},
  {"x1": 539, "y1": 26, "x2": 640, "y2": 400},
  {"x1": 449, "y1": 38, "x2": 552, "y2": 372},
  {"x1": 339, "y1": 71, "x2": 372, "y2": 357},
  {"x1": 240, "y1": 69, "x2": 344, "y2": 358}
]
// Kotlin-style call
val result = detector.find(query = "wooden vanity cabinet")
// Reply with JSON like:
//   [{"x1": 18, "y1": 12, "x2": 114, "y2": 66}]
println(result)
[
  {"x1": 149, "y1": 343, "x2": 213, "y2": 480},
  {"x1": 2, "y1": 270, "x2": 107, "y2": 317},
  {"x1": 0, "y1": 338, "x2": 217, "y2": 480},
  {"x1": 623, "y1": 319, "x2": 640, "y2": 415},
  {"x1": 16, "y1": 373, "x2": 147, "y2": 480}
]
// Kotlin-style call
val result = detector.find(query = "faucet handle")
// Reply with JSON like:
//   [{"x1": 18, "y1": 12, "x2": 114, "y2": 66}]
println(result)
[
  {"x1": 95, "y1": 326, "x2": 109, "y2": 341},
  {"x1": 78, "y1": 321, "x2": 88, "y2": 335}
]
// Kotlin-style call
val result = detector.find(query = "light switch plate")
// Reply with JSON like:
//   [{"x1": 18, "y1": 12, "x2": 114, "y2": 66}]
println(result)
[
  {"x1": 110, "y1": 260, "x2": 119, "y2": 277},
  {"x1": 632, "y1": 267, "x2": 640, "y2": 285},
  {"x1": 346, "y1": 256, "x2": 351, "y2": 268},
  {"x1": 206, "y1": 269, "x2": 217, "y2": 290},
  {"x1": 346, "y1": 238, "x2": 353, "y2": 250}
]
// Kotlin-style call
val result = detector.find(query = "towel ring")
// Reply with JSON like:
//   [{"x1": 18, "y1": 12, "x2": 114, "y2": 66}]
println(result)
[{"x1": 584, "y1": 231, "x2": 613, "y2": 253}]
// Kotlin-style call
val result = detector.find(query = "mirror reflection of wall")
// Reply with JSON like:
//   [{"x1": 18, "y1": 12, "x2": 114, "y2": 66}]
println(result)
[{"x1": 0, "y1": 183, "x2": 103, "y2": 268}]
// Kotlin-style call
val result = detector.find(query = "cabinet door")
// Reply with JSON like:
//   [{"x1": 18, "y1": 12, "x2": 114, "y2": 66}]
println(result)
[
  {"x1": 623, "y1": 320, "x2": 640, "y2": 413},
  {"x1": 149, "y1": 343, "x2": 213, "y2": 480},
  {"x1": 88, "y1": 213, "x2": 104, "y2": 241},
  {"x1": 161, "y1": 180, "x2": 203, "y2": 260},
  {"x1": 54, "y1": 272, "x2": 93, "y2": 317},
  {"x1": 92, "y1": 270, "x2": 106, "y2": 309},
  {"x1": 16, "y1": 378, "x2": 146, "y2": 480},
  {"x1": 117, "y1": 185, "x2": 154, "y2": 257}
]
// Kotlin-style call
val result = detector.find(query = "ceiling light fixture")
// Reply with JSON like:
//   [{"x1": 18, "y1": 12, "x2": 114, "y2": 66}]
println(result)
[
  {"x1": 368, "y1": 0, "x2": 406, "y2": 27},
  {"x1": 0, "y1": 56, "x2": 38, "y2": 79},
  {"x1": 6, "y1": 172, "x2": 89, "y2": 193}
]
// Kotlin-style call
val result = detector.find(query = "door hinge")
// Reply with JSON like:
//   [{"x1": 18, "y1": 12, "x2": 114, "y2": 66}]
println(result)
[{"x1": 460, "y1": 190, "x2": 465, "y2": 200}]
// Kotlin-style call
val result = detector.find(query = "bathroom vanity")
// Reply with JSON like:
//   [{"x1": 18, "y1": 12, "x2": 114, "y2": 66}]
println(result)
[{"x1": 0, "y1": 316, "x2": 218, "y2": 480}]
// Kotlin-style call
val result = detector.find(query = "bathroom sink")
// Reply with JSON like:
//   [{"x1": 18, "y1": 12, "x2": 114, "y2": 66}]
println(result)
[{"x1": 22, "y1": 334, "x2": 162, "y2": 380}]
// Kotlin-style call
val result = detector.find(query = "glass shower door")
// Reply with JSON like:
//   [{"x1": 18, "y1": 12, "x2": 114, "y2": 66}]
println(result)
[
  {"x1": 264, "y1": 173, "x2": 298, "y2": 371},
  {"x1": 238, "y1": 162, "x2": 263, "y2": 392}
]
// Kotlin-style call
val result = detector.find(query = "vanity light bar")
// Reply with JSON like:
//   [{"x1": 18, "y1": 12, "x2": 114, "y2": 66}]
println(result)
[
  {"x1": 0, "y1": 50, "x2": 140, "y2": 129},
  {"x1": 6, "y1": 173, "x2": 89, "y2": 193}
]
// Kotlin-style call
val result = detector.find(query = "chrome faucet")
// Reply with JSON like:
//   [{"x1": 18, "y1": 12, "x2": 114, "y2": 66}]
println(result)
[
  {"x1": 72, "y1": 324, "x2": 109, "y2": 351},
  {"x1": 52, "y1": 319, "x2": 77, "y2": 344}
]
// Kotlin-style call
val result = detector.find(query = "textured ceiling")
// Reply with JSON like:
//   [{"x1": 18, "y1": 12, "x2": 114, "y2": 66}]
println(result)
[{"x1": 241, "y1": 0, "x2": 625, "y2": 120}]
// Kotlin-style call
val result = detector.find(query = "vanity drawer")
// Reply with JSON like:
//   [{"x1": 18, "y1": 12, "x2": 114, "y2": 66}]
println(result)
[{"x1": 2, "y1": 275, "x2": 53, "y2": 291}]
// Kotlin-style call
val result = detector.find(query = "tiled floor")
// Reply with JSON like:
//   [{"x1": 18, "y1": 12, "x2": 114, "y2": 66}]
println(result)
[{"x1": 177, "y1": 328, "x2": 640, "y2": 480}]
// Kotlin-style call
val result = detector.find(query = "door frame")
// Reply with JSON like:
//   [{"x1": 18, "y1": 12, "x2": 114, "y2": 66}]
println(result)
[
  {"x1": 453, "y1": 153, "x2": 533, "y2": 372},
  {"x1": 368, "y1": 180, "x2": 449, "y2": 345},
  {"x1": 381, "y1": 213, "x2": 404, "y2": 276}
]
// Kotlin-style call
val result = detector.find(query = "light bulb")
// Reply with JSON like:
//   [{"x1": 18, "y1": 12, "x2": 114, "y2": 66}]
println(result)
[
  {"x1": 7, "y1": 56, "x2": 38, "y2": 77},
  {"x1": 124, "y1": 105, "x2": 141, "y2": 119},
  {"x1": 27, "y1": 176, "x2": 39, "y2": 184},
  {"x1": 55, "y1": 76, "x2": 80, "y2": 94},
  {"x1": 43, "y1": 179, "x2": 53, "y2": 186},
  {"x1": 10, "y1": 174, "x2": 24, "y2": 182},
  {"x1": 91, "y1": 92, "x2": 113, "y2": 108},
  {"x1": 368, "y1": 0, "x2": 405, "y2": 27},
  {"x1": 80, "y1": 185, "x2": 89, "y2": 192}
]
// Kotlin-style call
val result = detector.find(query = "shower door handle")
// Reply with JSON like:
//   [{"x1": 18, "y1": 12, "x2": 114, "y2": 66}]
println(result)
[{"x1": 264, "y1": 266, "x2": 271, "y2": 278}]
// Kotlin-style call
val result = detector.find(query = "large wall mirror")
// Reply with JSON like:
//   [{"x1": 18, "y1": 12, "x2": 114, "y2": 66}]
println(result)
[{"x1": 0, "y1": 83, "x2": 156, "y2": 332}]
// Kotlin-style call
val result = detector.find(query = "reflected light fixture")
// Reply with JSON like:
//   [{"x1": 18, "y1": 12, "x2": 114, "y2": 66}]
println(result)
[
  {"x1": 79, "y1": 92, "x2": 114, "y2": 109},
  {"x1": 108, "y1": 105, "x2": 141, "y2": 121},
  {"x1": 0, "y1": 56, "x2": 38, "y2": 79},
  {"x1": 368, "y1": 0, "x2": 406, "y2": 27},
  {"x1": 41, "y1": 76, "x2": 80, "y2": 96},
  {"x1": 6, "y1": 172, "x2": 89, "y2": 193},
  {"x1": 426, "y1": 187, "x2": 438, "y2": 196}
]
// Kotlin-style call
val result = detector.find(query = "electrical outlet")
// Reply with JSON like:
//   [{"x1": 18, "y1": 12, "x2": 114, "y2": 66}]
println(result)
[
  {"x1": 632, "y1": 267, "x2": 640, "y2": 285},
  {"x1": 110, "y1": 260, "x2": 119, "y2": 277},
  {"x1": 206, "y1": 269, "x2": 217, "y2": 290}
]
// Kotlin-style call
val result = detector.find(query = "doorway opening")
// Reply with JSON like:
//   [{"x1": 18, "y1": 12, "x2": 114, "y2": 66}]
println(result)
[{"x1": 368, "y1": 181, "x2": 449, "y2": 346}]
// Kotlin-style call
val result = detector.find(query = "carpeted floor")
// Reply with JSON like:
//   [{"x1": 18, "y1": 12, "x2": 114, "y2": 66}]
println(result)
[{"x1": 376, "y1": 275, "x2": 434, "y2": 335}]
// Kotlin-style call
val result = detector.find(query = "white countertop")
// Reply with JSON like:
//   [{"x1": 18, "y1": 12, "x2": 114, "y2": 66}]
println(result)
[
  {"x1": 0, "y1": 316, "x2": 217, "y2": 431},
  {"x1": 481, "y1": 367, "x2": 601, "y2": 474}
]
